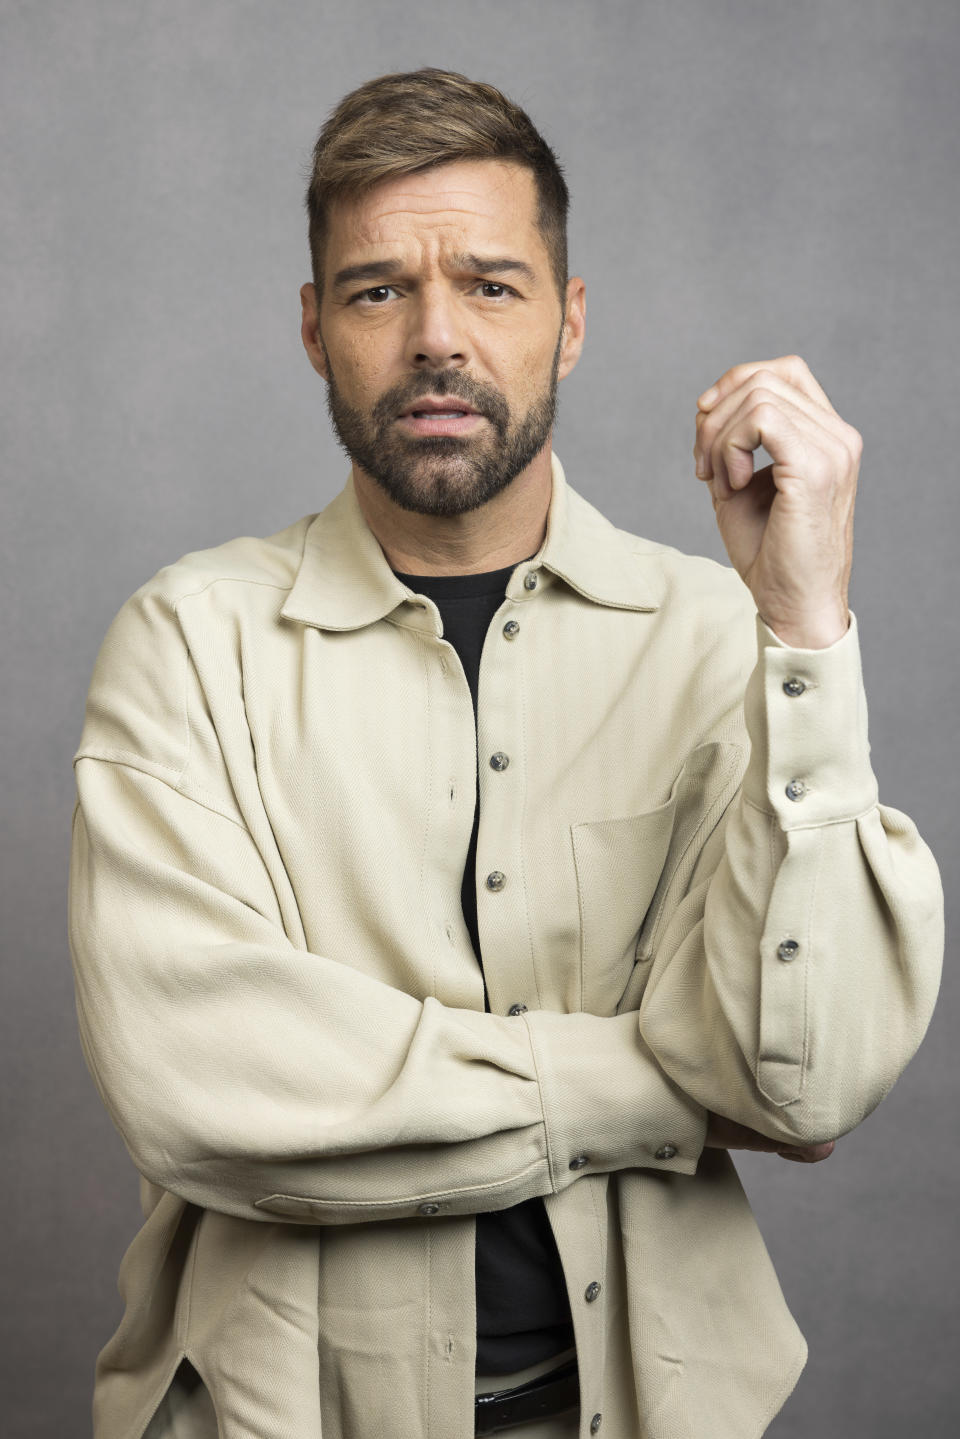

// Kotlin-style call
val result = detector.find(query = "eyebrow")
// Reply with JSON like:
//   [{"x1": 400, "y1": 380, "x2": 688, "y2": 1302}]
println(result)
[
  {"x1": 449, "y1": 253, "x2": 538, "y2": 286},
  {"x1": 330, "y1": 259, "x2": 404, "y2": 293},
  {"x1": 330, "y1": 253, "x2": 538, "y2": 294}
]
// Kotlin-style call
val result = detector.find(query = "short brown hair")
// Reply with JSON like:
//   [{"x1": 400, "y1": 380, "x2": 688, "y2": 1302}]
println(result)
[{"x1": 305, "y1": 68, "x2": 569, "y2": 302}]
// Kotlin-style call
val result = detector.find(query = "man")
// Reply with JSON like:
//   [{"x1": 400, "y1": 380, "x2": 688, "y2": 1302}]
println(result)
[{"x1": 68, "y1": 68, "x2": 943, "y2": 1439}]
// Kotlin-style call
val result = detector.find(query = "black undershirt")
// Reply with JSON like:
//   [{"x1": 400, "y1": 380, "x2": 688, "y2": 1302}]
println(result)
[{"x1": 391, "y1": 558, "x2": 575, "y2": 1376}]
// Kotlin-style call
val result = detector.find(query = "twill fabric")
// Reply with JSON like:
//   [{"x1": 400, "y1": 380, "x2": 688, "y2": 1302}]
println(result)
[{"x1": 68, "y1": 454, "x2": 944, "y2": 1439}]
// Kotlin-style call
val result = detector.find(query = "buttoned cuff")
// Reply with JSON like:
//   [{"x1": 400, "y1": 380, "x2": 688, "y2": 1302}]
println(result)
[
  {"x1": 522, "y1": 1009, "x2": 707, "y2": 1188},
  {"x1": 741, "y1": 611, "x2": 878, "y2": 826}
]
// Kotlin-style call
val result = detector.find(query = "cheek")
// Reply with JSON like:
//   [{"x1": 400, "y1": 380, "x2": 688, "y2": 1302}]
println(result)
[
  {"x1": 497, "y1": 335, "x2": 559, "y2": 399},
  {"x1": 322, "y1": 316, "x2": 399, "y2": 396},
  {"x1": 332, "y1": 341, "x2": 392, "y2": 402}
]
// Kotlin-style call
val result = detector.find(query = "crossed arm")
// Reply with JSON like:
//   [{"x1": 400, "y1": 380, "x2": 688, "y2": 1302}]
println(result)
[{"x1": 66, "y1": 355, "x2": 940, "y2": 1218}]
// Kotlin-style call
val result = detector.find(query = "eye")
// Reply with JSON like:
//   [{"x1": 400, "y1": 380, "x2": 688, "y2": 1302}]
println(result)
[
  {"x1": 355, "y1": 286, "x2": 398, "y2": 304},
  {"x1": 477, "y1": 281, "x2": 511, "y2": 299}
]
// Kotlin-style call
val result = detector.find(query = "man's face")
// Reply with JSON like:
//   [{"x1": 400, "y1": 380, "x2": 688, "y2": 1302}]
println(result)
[{"x1": 301, "y1": 160, "x2": 583, "y2": 517}]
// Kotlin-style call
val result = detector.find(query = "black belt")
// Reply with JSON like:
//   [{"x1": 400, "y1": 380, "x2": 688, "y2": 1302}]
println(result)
[{"x1": 474, "y1": 1356, "x2": 580, "y2": 1436}]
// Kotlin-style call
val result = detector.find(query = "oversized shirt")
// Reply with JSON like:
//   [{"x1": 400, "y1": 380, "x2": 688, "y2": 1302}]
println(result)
[{"x1": 68, "y1": 454, "x2": 944, "y2": 1439}]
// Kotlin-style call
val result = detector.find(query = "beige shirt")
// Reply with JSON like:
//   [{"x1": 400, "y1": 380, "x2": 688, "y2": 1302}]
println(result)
[{"x1": 68, "y1": 454, "x2": 943, "y2": 1439}]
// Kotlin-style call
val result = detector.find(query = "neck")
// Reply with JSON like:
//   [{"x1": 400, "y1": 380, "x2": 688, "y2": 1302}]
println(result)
[{"x1": 352, "y1": 448, "x2": 554, "y2": 576}]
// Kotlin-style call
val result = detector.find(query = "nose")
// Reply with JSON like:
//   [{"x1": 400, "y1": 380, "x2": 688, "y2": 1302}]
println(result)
[{"x1": 404, "y1": 283, "x2": 469, "y2": 370}]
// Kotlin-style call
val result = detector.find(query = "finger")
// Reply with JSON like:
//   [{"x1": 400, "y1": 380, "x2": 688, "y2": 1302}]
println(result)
[
  {"x1": 697, "y1": 355, "x2": 836, "y2": 418},
  {"x1": 777, "y1": 1140, "x2": 836, "y2": 1164},
  {"x1": 713, "y1": 385, "x2": 846, "y2": 503},
  {"x1": 707, "y1": 391, "x2": 833, "y2": 498},
  {"x1": 694, "y1": 370, "x2": 853, "y2": 483}
]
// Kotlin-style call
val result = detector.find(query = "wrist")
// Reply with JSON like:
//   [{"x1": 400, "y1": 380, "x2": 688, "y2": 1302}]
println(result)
[{"x1": 758, "y1": 605, "x2": 850, "y2": 651}]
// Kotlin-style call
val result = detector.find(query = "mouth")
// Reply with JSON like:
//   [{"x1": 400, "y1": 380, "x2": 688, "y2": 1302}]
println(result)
[{"x1": 396, "y1": 399, "x2": 484, "y2": 436}]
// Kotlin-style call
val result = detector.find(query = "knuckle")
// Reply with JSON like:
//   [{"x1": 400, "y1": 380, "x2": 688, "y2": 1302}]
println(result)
[
  {"x1": 845, "y1": 423, "x2": 864, "y2": 457},
  {"x1": 753, "y1": 368, "x2": 780, "y2": 391},
  {"x1": 750, "y1": 396, "x2": 780, "y2": 425}
]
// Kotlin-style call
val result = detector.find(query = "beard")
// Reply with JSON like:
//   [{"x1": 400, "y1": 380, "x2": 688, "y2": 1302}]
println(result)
[{"x1": 321, "y1": 329, "x2": 563, "y2": 517}]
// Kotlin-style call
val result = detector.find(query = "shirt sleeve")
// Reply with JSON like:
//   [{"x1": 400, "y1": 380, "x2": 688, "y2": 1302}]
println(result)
[
  {"x1": 69, "y1": 743, "x2": 704, "y2": 1225},
  {"x1": 637, "y1": 613, "x2": 944, "y2": 1145}
]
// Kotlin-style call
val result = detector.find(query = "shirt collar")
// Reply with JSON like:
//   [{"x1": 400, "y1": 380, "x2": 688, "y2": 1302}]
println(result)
[{"x1": 280, "y1": 452, "x2": 664, "y2": 632}]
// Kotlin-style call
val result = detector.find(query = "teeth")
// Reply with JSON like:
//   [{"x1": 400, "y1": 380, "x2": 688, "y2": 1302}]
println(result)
[{"x1": 413, "y1": 410, "x2": 467, "y2": 418}]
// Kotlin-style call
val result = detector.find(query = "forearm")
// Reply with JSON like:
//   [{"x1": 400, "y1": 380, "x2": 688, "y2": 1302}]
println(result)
[
  {"x1": 69, "y1": 757, "x2": 705, "y2": 1225},
  {"x1": 637, "y1": 614, "x2": 944, "y2": 1144}
]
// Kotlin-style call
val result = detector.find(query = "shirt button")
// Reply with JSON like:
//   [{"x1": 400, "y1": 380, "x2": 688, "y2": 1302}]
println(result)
[
  {"x1": 485, "y1": 871, "x2": 506, "y2": 892},
  {"x1": 785, "y1": 778, "x2": 807, "y2": 802},
  {"x1": 590, "y1": 1414, "x2": 603, "y2": 1434},
  {"x1": 584, "y1": 1281, "x2": 602, "y2": 1303},
  {"x1": 508, "y1": 1003, "x2": 528, "y2": 1016},
  {"x1": 418, "y1": 1203, "x2": 440, "y2": 1216},
  {"x1": 523, "y1": 571, "x2": 539, "y2": 591},
  {"x1": 569, "y1": 1154, "x2": 589, "y2": 1171},
  {"x1": 777, "y1": 939, "x2": 800, "y2": 962},
  {"x1": 783, "y1": 677, "x2": 806, "y2": 697},
  {"x1": 490, "y1": 752, "x2": 510, "y2": 771},
  {"x1": 655, "y1": 1144, "x2": 678, "y2": 1161},
  {"x1": 502, "y1": 619, "x2": 521, "y2": 639}
]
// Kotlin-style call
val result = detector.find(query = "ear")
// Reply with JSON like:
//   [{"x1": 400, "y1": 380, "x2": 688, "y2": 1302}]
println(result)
[
  {"x1": 300, "y1": 283, "x2": 330, "y2": 381},
  {"x1": 557, "y1": 276, "x2": 586, "y2": 381}
]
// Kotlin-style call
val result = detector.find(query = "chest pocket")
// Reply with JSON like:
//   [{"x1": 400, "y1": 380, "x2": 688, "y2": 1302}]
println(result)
[{"x1": 571, "y1": 740, "x2": 742, "y2": 1016}]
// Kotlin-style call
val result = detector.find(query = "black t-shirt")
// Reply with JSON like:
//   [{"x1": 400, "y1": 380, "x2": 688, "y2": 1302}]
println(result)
[{"x1": 391, "y1": 558, "x2": 575, "y2": 1376}]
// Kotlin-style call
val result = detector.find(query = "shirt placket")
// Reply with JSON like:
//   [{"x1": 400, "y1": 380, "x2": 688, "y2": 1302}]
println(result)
[
  {"x1": 473, "y1": 562, "x2": 542, "y2": 1018},
  {"x1": 473, "y1": 562, "x2": 610, "y2": 1429}
]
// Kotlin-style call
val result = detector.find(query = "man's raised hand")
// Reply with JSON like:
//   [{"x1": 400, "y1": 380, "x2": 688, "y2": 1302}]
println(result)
[{"x1": 693, "y1": 355, "x2": 861, "y2": 651}]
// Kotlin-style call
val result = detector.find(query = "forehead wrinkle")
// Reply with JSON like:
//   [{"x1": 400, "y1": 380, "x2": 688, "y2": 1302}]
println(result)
[
  {"x1": 364, "y1": 191, "x2": 504, "y2": 216},
  {"x1": 346, "y1": 168, "x2": 535, "y2": 234},
  {"x1": 351, "y1": 213, "x2": 524, "y2": 263},
  {"x1": 353, "y1": 202, "x2": 511, "y2": 247},
  {"x1": 326, "y1": 162, "x2": 547, "y2": 286}
]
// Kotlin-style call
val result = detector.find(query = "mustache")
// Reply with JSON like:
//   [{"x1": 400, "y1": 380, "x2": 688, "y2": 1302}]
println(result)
[{"x1": 372, "y1": 371, "x2": 510, "y2": 428}]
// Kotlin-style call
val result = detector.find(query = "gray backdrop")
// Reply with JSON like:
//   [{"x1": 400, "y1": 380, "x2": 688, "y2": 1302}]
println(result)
[{"x1": 2, "y1": 1, "x2": 957, "y2": 1435}]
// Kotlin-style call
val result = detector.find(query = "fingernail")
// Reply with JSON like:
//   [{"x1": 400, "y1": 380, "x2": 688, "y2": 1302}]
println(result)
[{"x1": 698, "y1": 385, "x2": 719, "y2": 408}]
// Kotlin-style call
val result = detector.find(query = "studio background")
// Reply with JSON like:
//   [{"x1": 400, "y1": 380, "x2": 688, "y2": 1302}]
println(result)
[{"x1": 2, "y1": 1, "x2": 957, "y2": 1435}]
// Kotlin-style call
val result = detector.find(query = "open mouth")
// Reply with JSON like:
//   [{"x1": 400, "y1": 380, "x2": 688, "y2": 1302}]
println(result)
[
  {"x1": 397, "y1": 402, "x2": 484, "y2": 435},
  {"x1": 409, "y1": 407, "x2": 472, "y2": 418}
]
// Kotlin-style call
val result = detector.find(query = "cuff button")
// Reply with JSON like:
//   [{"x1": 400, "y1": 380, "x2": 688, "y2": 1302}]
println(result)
[{"x1": 655, "y1": 1143, "x2": 678, "y2": 1161}]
